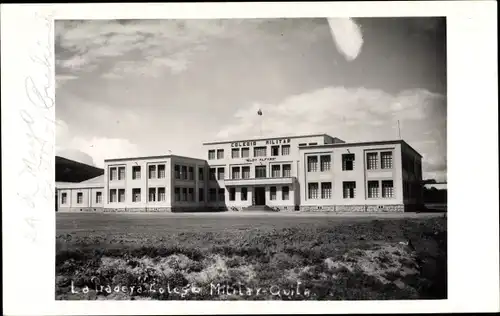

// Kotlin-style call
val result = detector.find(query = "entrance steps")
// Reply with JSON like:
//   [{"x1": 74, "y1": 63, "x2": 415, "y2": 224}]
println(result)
[{"x1": 241, "y1": 205, "x2": 277, "y2": 212}]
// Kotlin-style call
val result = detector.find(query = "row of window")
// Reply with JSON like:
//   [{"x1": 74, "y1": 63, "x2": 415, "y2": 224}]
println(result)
[
  {"x1": 109, "y1": 187, "x2": 167, "y2": 203},
  {"x1": 306, "y1": 151, "x2": 393, "y2": 173},
  {"x1": 307, "y1": 180, "x2": 394, "y2": 199},
  {"x1": 174, "y1": 187, "x2": 197, "y2": 202},
  {"x1": 226, "y1": 186, "x2": 291, "y2": 201},
  {"x1": 209, "y1": 145, "x2": 292, "y2": 160},
  {"x1": 60, "y1": 192, "x2": 102, "y2": 205},
  {"x1": 110, "y1": 164, "x2": 167, "y2": 181},
  {"x1": 366, "y1": 152, "x2": 393, "y2": 170},
  {"x1": 174, "y1": 165, "x2": 200, "y2": 181},
  {"x1": 209, "y1": 164, "x2": 293, "y2": 180},
  {"x1": 110, "y1": 164, "x2": 206, "y2": 182}
]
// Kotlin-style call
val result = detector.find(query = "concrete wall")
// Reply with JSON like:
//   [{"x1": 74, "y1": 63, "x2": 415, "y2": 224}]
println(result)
[
  {"x1": 56, "y1": 137, "x2": 422, "y2": 213},
  {"x1": 170, "y1": 157, "x2": 209, "y2": 211},
  {"x1": 298, "y1": 143, "x2": 404, "y2": 208},
  {"x1": 203, "y1": 134, "x2": 329, "y2": 209},
  {"x1": 104, "y1": 157, "x2": 171, "y2": 211},
  {"x1": 57, "y1": 186, "x2": 104, "y2": 212}
]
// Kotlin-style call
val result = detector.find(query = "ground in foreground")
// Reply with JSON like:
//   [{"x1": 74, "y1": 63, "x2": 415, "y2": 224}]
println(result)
[{"x1": 56, "y1": 213, "x2": 447, "y2": 300}]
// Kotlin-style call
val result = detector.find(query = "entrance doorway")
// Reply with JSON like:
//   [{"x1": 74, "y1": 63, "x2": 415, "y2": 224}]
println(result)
[{"x1": 254, "y1": 187, "x2": 266, "y2": 205}]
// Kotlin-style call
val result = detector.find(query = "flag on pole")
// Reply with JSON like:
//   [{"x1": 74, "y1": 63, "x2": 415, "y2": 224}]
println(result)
[{"x1": 257, "y1": 109, "x2": 262, "y2": 116}]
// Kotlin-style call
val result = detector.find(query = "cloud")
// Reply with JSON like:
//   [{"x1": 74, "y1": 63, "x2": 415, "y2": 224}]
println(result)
[
  {"x1": 216, "y1": 86, "x2": 446, "y2": 180},
  {"x1": 55, "y1": 19, "x2": 255, "y2": 78},
  {"x1": 327, "y1": 18, "x2": 364, "y2": 61},
  {"x1": 57, "y1": 148, "x2": 95, "y2": 166},
  {"x1": 55, "y1": 74, "x2": 79, "y2": 89},
  {"x1": 56, "y1": 118, "x2": 141, "y2": 168},
  {"x1": 68, "y1": 137, "x2": 141, "y2": 168}
]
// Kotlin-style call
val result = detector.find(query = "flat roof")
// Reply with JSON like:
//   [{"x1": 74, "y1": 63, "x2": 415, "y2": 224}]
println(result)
[
  {"x1": 104, "y1": 154, "x2": 204, "y2": 163},
  {"x1": 299, "y1": 139, "x2": 423, "y2": 158},
  {"x1": 203, "y1": 133, "x2": 335, "y2": 145}
]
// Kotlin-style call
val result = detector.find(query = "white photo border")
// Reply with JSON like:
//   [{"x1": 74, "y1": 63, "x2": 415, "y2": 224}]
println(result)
[{"x1": 1, "y1": 1, "x2": 498, "y2": 315}]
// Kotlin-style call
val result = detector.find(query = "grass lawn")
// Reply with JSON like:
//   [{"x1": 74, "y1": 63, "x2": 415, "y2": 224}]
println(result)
[{"x1": 56, "y1": 212, "x2": 447, "y2": 300}]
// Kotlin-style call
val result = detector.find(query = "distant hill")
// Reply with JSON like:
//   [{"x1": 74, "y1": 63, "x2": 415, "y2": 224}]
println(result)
[{"x1": 55, "y1": 156, "x2": 104, "y2": 183}]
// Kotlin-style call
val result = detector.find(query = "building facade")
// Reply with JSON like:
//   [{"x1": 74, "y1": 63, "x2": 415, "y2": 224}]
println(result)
[{"x1": 56, "y1": 133, "x2": 423, "y2": 213}]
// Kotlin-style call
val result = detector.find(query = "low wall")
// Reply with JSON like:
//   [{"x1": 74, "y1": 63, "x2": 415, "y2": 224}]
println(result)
[
  {"x1": 57, "y1": 205, "x2": 411, "y2": 213},
  {"x1": 57, "y1": 207, "x2": 104, "y2": 212},
  {"x1": 299, "y1": 204, "x2": 405, "y2": 213}
]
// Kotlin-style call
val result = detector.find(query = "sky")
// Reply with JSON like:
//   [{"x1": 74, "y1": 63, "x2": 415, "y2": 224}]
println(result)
[{"x1": 55, "y1": 17, "x2": 447, "y2": 182}]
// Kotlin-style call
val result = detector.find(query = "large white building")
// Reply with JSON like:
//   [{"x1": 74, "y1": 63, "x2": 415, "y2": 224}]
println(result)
[{"x1": 56, "y1": 133, "x2": 423, "y2": 213}]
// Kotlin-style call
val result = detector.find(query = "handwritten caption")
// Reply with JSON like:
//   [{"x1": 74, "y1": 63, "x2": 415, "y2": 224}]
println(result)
[{"x1": 17, "y1": 12, "x2": 55, "y2": 242}]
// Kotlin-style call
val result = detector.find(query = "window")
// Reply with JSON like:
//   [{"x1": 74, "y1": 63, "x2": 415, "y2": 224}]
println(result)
[
  {"x1": 241, "y1": 187, "x2": 248, "y2": 201},
  {"x1": 343, "y1": 181, "x2": 356, "y2": 199},
  {"x1": 308, "y1": 183, "x2": 319, "y2": 199},
  {"x1": 282, "y1": 164, "x2": 291, "y2": 177},
  {"x1": 209, "y1": 168, "x2": 216, "y2": 180},
  {"x1": 182, "y1": 166, "x2": 188, "y2": 180},
  {"x1": 132, "y1": 166, "x2": 141, "y2": 179},
  {"x1": 61, "y1": 193, "x2": 67, "y2": 204},
  {"x1": 281, "y1": 145, "x2": 290, "y2": 156},
  {"x1": 218, "y1": 188, "x2": 225, "y2": 201},
  {"x1": 110, "y1": 168, "x2": 117, "y2": 181},
  {"x1": 217, "y1": 149, "x2": 224, "y2": 159},
  {"x1": 118, "y1": 189, "x2": 125, "y2": 202},
  {"x1": 242, "y1": 166, "x2": 250, "y2": 179},
  {"x1": 309, "y1": 142, "x2": 318, "y2": 146},
  {"x1": 232, "y1": 148, "x2": 240, "y2": 158},
  {"x1": 149, "y1": 188, "x2": 156, "y2": 202},
  {"x1": 342, "y1": 154, "x2": 355, "y2": 171},
  {"x1": 188, "y1": 188, "x2": 194, "y2": 201},
  {"x1": 77, "y1": 192, "x2": 83, "y2": 204},
  {"x1": 381, "y1": 152, "x2": 393, "y2": 169},
  {"x1": 282, "y1": 186, "x2": 289, "y2": 200},
  {"x1": 321, "y1": 182, "x2": 332, "y2": 199},
  {"x1": 320, "y1": 155, "x2": 331, "y2": 172},
  {"x1": 232, "y1": 166, "x2": 240, "y2": 179},
  {"x1": 175, "y1": 188, "x2": 180, "y2": 202},
  {"x1": 198, "y1": 188, "x2": 204, "y2": 202},
  {"x1": 229, "y1": 188, "x2": 236, "y2": 201},
  {"x1": 188, "y1": 167, "x2": 194, "y2": 180},
  {"x1": 209, "y1": 188, "x2": 217, "y2": 202},
  {"x1": 158, "y1": 164, "x2": 166, "y2": 178},
  {"x1": 271, "y1": 146, "x2": 279, "y2": 156},
  {"x1": 241, "y1": 148, "x2": 250, "y2": 158},
  {"x1": 96, "y1": 191, "x2": 102, "y2": 204},
  {"x1": 149, "y1": 165, "x2": 157, "y2": 179},
  {"x1": 198, "y1": 167, "x2": 204, "y2": 180},
  {"x1": 158, "y1": 187, "x2": 166, "y2": 202},
  {"x1": 307, "y1": 156, "x2": 318, "y2": 172},
  {"x1": 270, "y1": 186, "x2": 277, "y2": 200},
  {"x1": 368, "y1": 181, "x2": 379, "y2": 198},
  {"x1": 382, "y1": 180, "x2": 394, "y2": 198},
  {"x1": 132, "y1": 188, "x2": 141, "y2": 202},
  {"x1": 367, "y1": 153, "x2": 378, "y2": 170},
  {"x1": 208, "y1": 150, "x2": 215, "y2": 160},
  {"x1": 109, "y1": 189, "x2": 117, "y2": 203},
  {"x1": 217, "y1": 167, "x2": 225, "y2": 180},
  {"x1": 118, "y1": 167, "x2": 125, "y2": 180},
  {"x1": 271, "y1": 165, "x2": 281, "y2": 177},
  {"x1": 174, "y1": 165, "x2": 181, "y2": 179},
  {"x1": 181, "y1": 188, "x2": 187, "y2": 201},
  {"x1": 255, "y1": 166, "x2": 266, "y2": 178},
  {"x1": 298, "y1": 143, "x2": 307, "y2": 147},
  {"x1": 254, "y1": 146, "x2": 267, "y2": 157}
]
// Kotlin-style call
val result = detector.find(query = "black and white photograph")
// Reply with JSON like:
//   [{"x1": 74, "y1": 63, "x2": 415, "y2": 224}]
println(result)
[
  {"x1": 54, "y1": 16, "x2": 448, "y2": 301},
  {"x1": 2, "y1": 1, "x2": 498, "y2": 314}
]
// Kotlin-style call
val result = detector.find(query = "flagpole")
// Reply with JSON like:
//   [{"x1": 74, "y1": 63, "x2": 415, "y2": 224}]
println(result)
[
  {"x1": 397, "y1": 120, "x2": 401, "y2": 139},
  {"x1": 260, "y1": 115, "x2": 262, "y2": 137}
]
